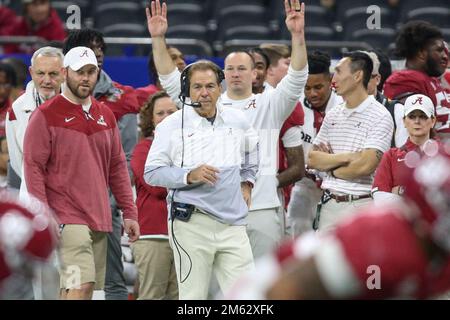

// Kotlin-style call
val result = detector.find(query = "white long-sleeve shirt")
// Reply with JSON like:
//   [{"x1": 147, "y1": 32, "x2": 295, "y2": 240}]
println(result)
[
  {"x1": 159, "y1": 65, "x2": 308, "y2": 211},
  {"x1": 144, "y1": 103, "x2": 259, "y2": 225}
]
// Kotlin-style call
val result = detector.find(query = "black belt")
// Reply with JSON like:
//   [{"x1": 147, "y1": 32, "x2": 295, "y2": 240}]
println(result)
[{"x1": 329, "y1": 193, "x2": 372, "y2": 203}]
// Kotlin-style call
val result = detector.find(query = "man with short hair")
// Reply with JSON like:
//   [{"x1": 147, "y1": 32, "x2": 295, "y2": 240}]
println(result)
[
  {"x1": 384, "y1": 20, "x2": 450, "y2": 144},
  {"x1": 23, "y1": 46, "x2": 140, "y2": 300},
  {"x1": 288, "y1": 50, "x2": 343, "y2": 236},
  {"x1": 147, "y1": 0, "x2": 308, "y2": 259},
  {"x1": 64, "y1": 28, "x2": 142, "y2": 300},
  {"x1": 260, "y1": 43, "x2": 291, "y2": 90},
  {"x1": 307, "y1": 51, "x2": 394, "y2": 232},
  {"x1": 144, "y1": 60, "x2": 259, "y2": 300},
  {"x1": 6, "y1": 46, "x2": 65, "y2": 191}
]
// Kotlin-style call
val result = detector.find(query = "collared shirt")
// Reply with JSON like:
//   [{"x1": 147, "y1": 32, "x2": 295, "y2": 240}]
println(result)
[
  {"x1": 144, "y1": 104, "x2": 259, "y2": 226},
  {"x1": 158, "y1": 65, "x2": 309, "y2": 211},
  {"x1": 372, "y1": 139, "x2": 438, "y2": 195},
  {"x1": 314, "y1": 95, "x2": 394, "y2": 195}
]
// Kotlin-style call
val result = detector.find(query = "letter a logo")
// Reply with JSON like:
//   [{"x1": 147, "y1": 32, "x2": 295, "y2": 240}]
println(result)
[
  {"x1": 80, "y1": 50, "x2": 89, "y2": 58},
  {"x1": 412, "y1": 97, "x2": 423, "y2": 105}
]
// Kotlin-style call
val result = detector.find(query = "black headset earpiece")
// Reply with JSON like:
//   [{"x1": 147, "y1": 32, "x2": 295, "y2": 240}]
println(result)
[{"x1": 180, "y1": 63, "x2": 192, "y2": 99}]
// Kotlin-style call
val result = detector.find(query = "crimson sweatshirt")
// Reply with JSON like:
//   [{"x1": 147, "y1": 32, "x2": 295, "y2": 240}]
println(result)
[{"x1": 23, "y1": 95, "x2": 137, "y2": 232}]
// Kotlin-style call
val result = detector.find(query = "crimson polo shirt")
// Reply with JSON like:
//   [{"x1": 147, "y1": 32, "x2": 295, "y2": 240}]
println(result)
[{"x1": 373, "y1": 139, "x2": 428, "y2": 193}]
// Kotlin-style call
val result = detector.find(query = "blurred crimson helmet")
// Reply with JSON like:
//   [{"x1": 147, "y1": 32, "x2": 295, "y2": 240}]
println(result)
[
  {"x1": 0, "y1": 190, "x2": 58, "y2": 293},
  {"x1": 403, "y1": 142, "x2": 450, "y2": 251}
]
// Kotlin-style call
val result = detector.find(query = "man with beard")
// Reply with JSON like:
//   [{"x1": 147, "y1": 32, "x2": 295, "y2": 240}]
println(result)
[
  {"x1": 22, "y1": 46, "x2": 140, "y2": 300},
  {"x1": 384, "y1": 20, "x2": 450, "y2": 144},
  {"x1": 6, "y1": 47, "x2": 65, "y2": 193},
  {"x1": 64, "y1": 29, "x2": 143, "y2": 300}
]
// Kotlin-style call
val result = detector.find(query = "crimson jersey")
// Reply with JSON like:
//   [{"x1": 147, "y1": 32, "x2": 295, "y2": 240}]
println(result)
[
  {"x1": 278, "y1": 103, "x2": 304, "y2": 207},
  {"x1": 227, "y1": 202, "x2": 450, "y2": 300},
  {"x1": 372, "y1": 139, "x2": 422, "y2": 193},
  {"x1": 333, "y1": 208, "x2": 450, "y2": 299},
  {"x1": 384, "y1": 70, "x2": 450, "y2": 133},
  {"x1": 0, "y1": 191, "x2": 57, "y2": 285}
]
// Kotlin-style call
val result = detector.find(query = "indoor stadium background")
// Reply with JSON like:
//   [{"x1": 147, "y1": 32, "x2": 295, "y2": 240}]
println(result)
[{"x1": 1, "y1": 0, "x2": 449, "y2": 87}]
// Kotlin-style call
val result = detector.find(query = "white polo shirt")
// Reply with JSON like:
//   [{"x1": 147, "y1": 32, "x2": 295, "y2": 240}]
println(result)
[{"x1": 313, "y1": 95, "x2": 394, "y2": 195}]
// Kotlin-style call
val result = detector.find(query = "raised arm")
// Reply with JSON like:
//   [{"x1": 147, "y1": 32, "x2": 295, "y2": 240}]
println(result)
[
  {"x1": 146, "y1": 0, "x2": 176, "y2": 76},
  {"x1": 268, "y1": 1, "x2": 309, "y2": 126},
  {"x1": 285, "y1": 0, "x2": 307, "y2": 71}
]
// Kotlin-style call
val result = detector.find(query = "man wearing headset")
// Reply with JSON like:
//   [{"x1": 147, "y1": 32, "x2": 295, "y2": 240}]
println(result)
[
  {"x1": 146, "y1": 0, "x2": 308, "y2": 262},
  {"x1": 144, "y1": 56, "x2": 259, "y2": 299}
]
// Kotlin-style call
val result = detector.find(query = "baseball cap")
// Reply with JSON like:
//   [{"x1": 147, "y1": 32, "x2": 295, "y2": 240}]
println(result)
[
  {"x1": 404, "y1": 94, "x2": 435, "y2": 118},
  {"x1": 63, "y1": 46, "x2": 98, "y2": 71}
]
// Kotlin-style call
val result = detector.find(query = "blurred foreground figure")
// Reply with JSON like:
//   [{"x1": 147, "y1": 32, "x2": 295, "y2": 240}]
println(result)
[
  {"x1": 226, "y1": 145, "x2": 450, "y2": 299},
  {"x1": 0, "y1": 190, "x2": 59, "y2": 299}
]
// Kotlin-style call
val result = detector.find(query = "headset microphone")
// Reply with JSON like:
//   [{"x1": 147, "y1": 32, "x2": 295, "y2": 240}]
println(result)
[{"x1": 179, "y1": 95, "x2": 202, "y2": 108}]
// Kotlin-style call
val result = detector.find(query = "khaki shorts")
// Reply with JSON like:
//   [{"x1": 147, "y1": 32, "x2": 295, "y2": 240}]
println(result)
[{"x1": 59, "y1": 224, "x2": 107, "y2": 290}]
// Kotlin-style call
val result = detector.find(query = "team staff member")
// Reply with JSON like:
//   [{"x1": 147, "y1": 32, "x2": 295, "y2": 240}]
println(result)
[
  {"x1": 147, "y1": 0, "x2": 309, "y2": 259},
  {"x1": 372, "y1": 94, "x2": 438, "y2": 203},
  {"x1": 6, "y1": 47, "x2": 65, "y2": 190},
  {"x1": 130, "y1": 91, "x2": 178, "y2": 300},
  {"x1": 288, "y1": 50, "x2": 343, "y2": 236},
  {"x1": 144, "y1": 60, "x2": 259, "y2": 298},
  {"x1": 308, "y1": 51, "x2": 394, "y2": 232},
  {"x1": 23, "y1": 47, "x2": 139, "y2": 300},
  {"x1": 64, "y1": 28, "x2": 142, "y2": 300}
]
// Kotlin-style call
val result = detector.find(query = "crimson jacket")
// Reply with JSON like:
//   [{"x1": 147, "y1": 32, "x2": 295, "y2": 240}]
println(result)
[
  {"x1": 23, "y1": 95, "x2": 137, "y2": 232},
  {"x1": 130, "y1": 137, "x2": 168, "y2": 236},
  {"x1": 384, "y1": 70, "x2": 450, "y2": 134},
  {"x1": 4, "y1": 9, "x2": 66, "y2": 54}
]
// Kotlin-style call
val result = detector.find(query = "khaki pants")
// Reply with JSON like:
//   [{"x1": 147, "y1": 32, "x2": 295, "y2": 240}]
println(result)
[
  {"x1": 131, "y1": 239, "x2": 178, "y2": 300},
  {"x1": 246, "y1": 208, "x2": 283, "y2": 259},
  {"x1": 317, "y1": 198, "x2": 373, "y2": 233},
  {"x1": 288, "y1": 178, "x2": 323, "y2": 236},
  {"x1": 59, "y1": 224, "x2": 107, "y2": 290},
  {"x1": 169, "y1": 211, "x2": 254, "y2": 300}
]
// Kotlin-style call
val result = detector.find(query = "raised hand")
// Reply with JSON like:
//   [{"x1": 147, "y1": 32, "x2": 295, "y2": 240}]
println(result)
[
  {"x1": 284, "y1": 0, "x2": 305, "y2": 36},
  {"x1": 146, "y1": 0, "x2": 168, "y2": 38}
]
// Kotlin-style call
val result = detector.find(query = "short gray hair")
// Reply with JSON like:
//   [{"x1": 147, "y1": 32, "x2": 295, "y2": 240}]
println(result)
[{"x1": 31, "y1": 46, "x2": 64, "y2": 67}]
